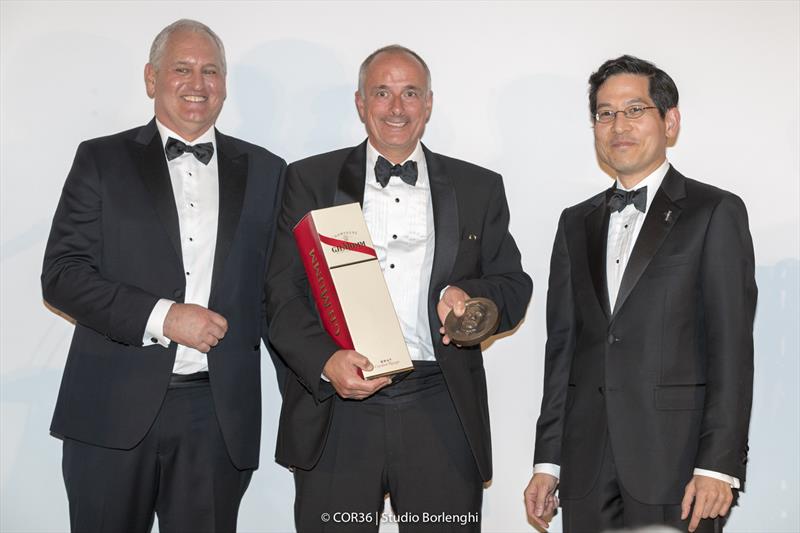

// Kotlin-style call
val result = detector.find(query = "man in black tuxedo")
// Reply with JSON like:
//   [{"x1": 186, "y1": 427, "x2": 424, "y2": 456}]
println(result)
[
  {"x1": 41, "y1": 19, "x2": 284, "y2": 532},
  {"x1": 266, "y1": 45, "x2": 531, "y2": 532},
  {"x1": 524, "y1": 56, "x2": 756, "y2": 532}
]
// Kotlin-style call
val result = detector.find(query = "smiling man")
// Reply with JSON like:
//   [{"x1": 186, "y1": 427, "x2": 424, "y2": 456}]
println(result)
[
  {"x1": 524, "y1": 55, "x2": 756, "y2": 532},
  {"x1": 41, "y1": 19, "x2": 285, "y2": 532},
  {"x1": 266, "y1": 45, "x2": 531, "y2": 532}
]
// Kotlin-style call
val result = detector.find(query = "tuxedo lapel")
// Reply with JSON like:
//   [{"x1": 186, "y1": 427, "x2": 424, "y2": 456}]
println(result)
[
  {"x1": 612, "y1": 167, "x2": 685, "y2": 318},
  {"x1": 424, "y1": 145, "x2": 458, "y2": 298},
  {"x1": 335, "y1": 141, "x2": 367, "y2": 206},
  {"x1": 585, "y1": 190, "x2": 612, "y2": 318},
  {"x1": 210, "y1": 131, "x2": 248, "y2": 300},
  {"x1": 135, "y1": 120, "x2": 183, "y2": 268}
]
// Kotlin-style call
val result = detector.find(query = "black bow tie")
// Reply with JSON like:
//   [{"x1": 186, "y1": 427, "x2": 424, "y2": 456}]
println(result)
[
  {"x1": 374, "y1": 156, "x2": 418, "y2": 187},
  {"x1": 609, "y1": 186, "x2": 647, "y2": 213},
  {"x1": 165, "y1": 137, "x2": 214, "y2": 165}
]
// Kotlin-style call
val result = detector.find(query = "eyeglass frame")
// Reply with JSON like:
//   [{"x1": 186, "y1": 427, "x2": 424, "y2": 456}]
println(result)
[{"x1": 594, "y1": 105, "x2": 658, "y2": 124}]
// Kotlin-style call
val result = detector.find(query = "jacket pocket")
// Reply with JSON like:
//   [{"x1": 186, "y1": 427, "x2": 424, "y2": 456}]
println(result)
[{"x1": 654, "y1": 384, "x2": 706, "y2": 410}]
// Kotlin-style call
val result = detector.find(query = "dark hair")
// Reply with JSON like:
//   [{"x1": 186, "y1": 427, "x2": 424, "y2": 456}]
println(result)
[
  {"x1": 588, "y1": 55, "x2": 678, "y2": 121},
  {"x1": 358, "y1": 44, "x2": 431, "y2": 96}
]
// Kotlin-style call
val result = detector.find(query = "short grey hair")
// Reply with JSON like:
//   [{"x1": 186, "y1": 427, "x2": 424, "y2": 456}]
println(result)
[
  {"x1": 358, "y1": 44, "x2": 431, "y2": 97},
  {"x1": 149, "y1": 19, "x2": 227, "y2": 74}
]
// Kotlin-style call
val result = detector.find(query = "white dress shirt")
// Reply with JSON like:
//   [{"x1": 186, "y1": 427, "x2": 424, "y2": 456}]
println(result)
[
  {"x1": 606, "y1": 160, "x2": 669, "y2": 309},
  {"x1": 141, "y1": 120, "x2": 219, "y2": 375},
  {"x1": 362, "y1": 141, "x2": 436, "y2": 362},
  {"x1": 534, "y1": 159, "x2": 740, "y2": 489}
]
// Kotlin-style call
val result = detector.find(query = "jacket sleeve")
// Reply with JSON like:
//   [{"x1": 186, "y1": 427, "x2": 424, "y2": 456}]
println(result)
[
  {"x1": 695, "y1": 193, "x2": 756, "y2": 482},
  {"x1": 41, "y1": 141, "x2": 160, "y2": 346},
  {"x1": 532, "y1": 211, "x2": 577, "y2": 466},
  {"x1": 451, "y1": 175, "x2": 533, "y2": 333},
  {"x1": 265, "y1": 162, "x2": 339, "y2": 403}
]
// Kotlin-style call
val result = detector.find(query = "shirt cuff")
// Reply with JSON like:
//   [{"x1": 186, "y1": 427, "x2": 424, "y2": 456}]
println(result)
[
  {"x1": 693, "y1": 468, "x2": 740, "y2": 489},
  {"x1": 533, "y1": 463, "x2": 561, "y2": 479},
  {"x1": 142, "y1": 299, "x2": 174, "y2": 348},
  {"x1": 439, "y1": 285, "x2": 450, "y2": 300}
]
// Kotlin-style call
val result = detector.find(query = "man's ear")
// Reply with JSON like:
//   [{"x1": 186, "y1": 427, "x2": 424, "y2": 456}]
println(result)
[
  {"x1": 354, "y1": 90, "x2": 366, "y2": 123},
  {"x1": 144, "y1": 63, "x2": 156, "y2": 99},
  {"x1": 665, "y1": 106, "x2": 681, "y2": 141}
]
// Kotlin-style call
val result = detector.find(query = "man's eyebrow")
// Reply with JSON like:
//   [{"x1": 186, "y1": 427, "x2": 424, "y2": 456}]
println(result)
[{"x1": 596, "y1": 97, "x2": 649, "y2": 108}]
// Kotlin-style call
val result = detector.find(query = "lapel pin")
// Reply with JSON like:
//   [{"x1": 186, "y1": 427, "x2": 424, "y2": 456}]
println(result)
[{"x1": 664, "y1": 210, "x2": 672, "y2": 224}]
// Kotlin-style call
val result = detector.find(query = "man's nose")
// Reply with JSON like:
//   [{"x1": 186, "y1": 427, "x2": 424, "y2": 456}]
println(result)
[
  {"x1": 611, "y1": 112, "x2": 631, "y2": 133},
  {"x1": 390, "y1": 94, "x2": 403, "y2": 114},
  {"x1": 189, "y1": 69, "x2": 204, "y2": 89}
]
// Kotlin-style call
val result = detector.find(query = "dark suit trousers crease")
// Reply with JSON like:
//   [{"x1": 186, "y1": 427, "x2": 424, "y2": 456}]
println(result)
[
  {"x1": 561, "y1": 435, "x2": 722, "y2": 533},
  {"x1": 294, "y1": 362, "x2": 483, "y2": 533},
  {"x1": 62, "y1": 377, "x2": 252, "y2": 533}
]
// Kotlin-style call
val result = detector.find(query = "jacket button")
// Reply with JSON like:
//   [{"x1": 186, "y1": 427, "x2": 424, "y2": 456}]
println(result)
[
  {"x1": 173, "y1": 288, "x2": 184, "y2": 298},
  {"x1": 253, "y1": 344, "x2": 260, "y2": 351},
  {"x1": 607, "y1": 333, "x2": 617, "y2": 345}
]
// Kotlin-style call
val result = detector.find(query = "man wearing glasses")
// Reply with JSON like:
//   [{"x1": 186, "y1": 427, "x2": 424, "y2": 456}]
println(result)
[{"x1": 524, "y1": 56, "x2": 756, "y2": 532}]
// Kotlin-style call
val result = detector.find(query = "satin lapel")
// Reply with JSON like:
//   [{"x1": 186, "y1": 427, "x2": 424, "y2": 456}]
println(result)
[
  {"x1": 334, "y1": 141, "x2": 367, "y2": 206},
  {"x1": 612, "y1": 167, "x2": 685, "y2": 319},
  {"x1": 210, "y1": 131, "x2": 248, "y2": 300},
  {"x1": 585, "y1": 191, "x2": 612, "y2": 318},
  {"x1": 136, "y1": 120, "x2": 183, "y2": 268},
  {"x1": 424, "y1": 145, "x2": 458, "y2": 297}
]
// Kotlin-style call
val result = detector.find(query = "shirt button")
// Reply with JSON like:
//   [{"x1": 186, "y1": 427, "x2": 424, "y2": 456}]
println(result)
[
  {"x1": 390, "y1": 264, "x2": 395, "y2": 269},
  {"x1": 392, "y1": 234, "x2": 397, "y2": 240},
  {"x1": 189, "y1": 237, "x2": 194, "y2": 242},
  {"x1": 186, "y1": 271, "x2": 190, "y2": 276},
  {"x1": 395, "y1": 198, "x2": 400, "y2": 203},
  {"x1": 190, "y1": 203, "x2": 195, "y2": 207}
]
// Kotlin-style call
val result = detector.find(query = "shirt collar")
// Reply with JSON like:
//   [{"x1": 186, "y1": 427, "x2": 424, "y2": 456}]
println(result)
[
  {"x1": 156, "y1": 119, "x2": 217, "y2": 152},
  {"x1": 615, "y1": 159, "x2": 670, "y2": 214}
]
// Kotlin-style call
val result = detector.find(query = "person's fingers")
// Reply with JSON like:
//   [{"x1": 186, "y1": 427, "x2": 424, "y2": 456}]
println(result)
[{"x1": 680, "y1": 480, "x2": 696, "y2": 520}]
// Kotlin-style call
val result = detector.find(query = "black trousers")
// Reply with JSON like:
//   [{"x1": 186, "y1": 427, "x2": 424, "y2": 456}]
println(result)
[
  {"x1": 561, "y1": 435, "x2": 722, "y2": 533},
  {"x1": 294, "y1": 362, "x2": 483, "y2": 533},
  {"x1": 62, "y1": 374, "x2": 252, "y2": 533}
]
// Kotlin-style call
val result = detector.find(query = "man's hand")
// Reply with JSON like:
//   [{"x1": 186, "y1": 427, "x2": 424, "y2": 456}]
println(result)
[
  {"x1": 524, "y1": 473, "x2": 559, "y2": 530},
  {"x1": 437, "y1": 286, "x2": 470, "y2": 345},
  {"x1": 681, "y1": 474, "x2": 733, "y2": 532},
  {"x1": 163, "y1": 303, "x2": 228, "y2": 353},
  {"x1": 323, "y1": 349, "x2": 392, "y2": 400}
]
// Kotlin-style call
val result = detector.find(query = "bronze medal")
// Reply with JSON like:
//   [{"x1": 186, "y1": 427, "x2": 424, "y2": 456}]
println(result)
[{"x1": 444, "y1": 297, "x2": 500, "y2": 347}]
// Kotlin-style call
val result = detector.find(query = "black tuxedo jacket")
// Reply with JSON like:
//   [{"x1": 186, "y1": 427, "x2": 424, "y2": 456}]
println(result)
[
  {"x1": 42, "y1": 119, "x2": 285, "y2": 470},
  {"x1": 266, "y1": 141, "x2": 532, "y2": 481},
  {"x1": 534, "y1": 166, "x2": 756, "y2": 504}
]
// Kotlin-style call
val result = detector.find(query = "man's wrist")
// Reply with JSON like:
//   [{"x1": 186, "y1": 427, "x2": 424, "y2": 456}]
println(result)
[
  {"x1": 694, "y1": 468, "x2": 740, "y2": 489},
  {"x1": 142, "y1": 299, "x2": 174, "y2": 347},
  {"x1": 533, "y1": 463, "x2": 561, "y2": 480}
]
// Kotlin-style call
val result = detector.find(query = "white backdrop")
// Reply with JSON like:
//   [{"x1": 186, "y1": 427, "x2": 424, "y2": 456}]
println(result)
[{"x1": 1, "y1": 1, "x2": 798, "y2": 532}]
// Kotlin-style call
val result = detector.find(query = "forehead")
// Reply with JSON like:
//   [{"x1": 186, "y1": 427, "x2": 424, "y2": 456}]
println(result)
[
  {"x1": 163, "y1": 30, "x2": 221, "y2": 63},
  {"x1": 596, "y1": 73, "x2": 651, "y2": 105},
  {"x1": 364, "y1": 52, "x2": 427, "y2": 86}
]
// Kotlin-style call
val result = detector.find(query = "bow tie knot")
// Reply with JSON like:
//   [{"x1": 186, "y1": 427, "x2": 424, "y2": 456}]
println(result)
[
  {"x1": 609, "y1": 186, "x2": 647, "y2": 213},
  {"x1": 165, "y1": 137, "x2": 214, "y2": 165},
  {"x1": 374, "y1": 156, "x2": 418, "y2": 187}
]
